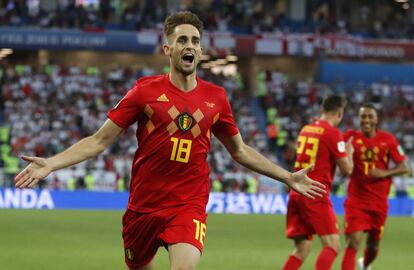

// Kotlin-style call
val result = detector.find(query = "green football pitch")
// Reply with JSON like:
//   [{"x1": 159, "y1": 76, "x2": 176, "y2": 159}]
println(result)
[{"x1": 0, "y1": 210, "x2": 412, "y2": 270}]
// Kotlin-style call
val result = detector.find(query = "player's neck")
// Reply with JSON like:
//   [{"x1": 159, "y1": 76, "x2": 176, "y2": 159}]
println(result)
[
  {"x1": 168, "y1": 70, "x2": 197, "y2": 92},
  {"x1": 319, "y1": 115, "x2": 337, "y2": 127}
]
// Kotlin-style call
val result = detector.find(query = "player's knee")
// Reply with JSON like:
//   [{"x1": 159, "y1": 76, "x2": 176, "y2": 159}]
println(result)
[
  {"x1": 347, "y1": 237, "x2": 361, "y2": 250},
  {"x1": 293, "y1": 244, "x2": 312, "y2": 260},
  {"x1": 320, "y1": 235, "x2": 340, "y2": 253},
  {"x1": 323, "y1": 240, "x2": 341, "y2": 253},
  {"x1": 330, "y1": 242, "x2": 341, "y2": 253},
  {"x1": 292, "y1": 250, "x2": 309, "y2": 261}
]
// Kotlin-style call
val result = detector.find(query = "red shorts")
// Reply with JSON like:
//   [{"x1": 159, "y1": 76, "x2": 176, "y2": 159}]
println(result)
[
  {"x1": 344, "y1": 203, "x2": 386, "y2": 240},
  {"x1": 122, "y1": 205, "x2": 208, "y2": 269},
  {"x1": 286, "y1": 195, "x2": 339, "y2": 240}
]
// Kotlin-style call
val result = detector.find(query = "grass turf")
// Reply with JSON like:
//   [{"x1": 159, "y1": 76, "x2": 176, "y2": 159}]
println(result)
[{"x1": 0, "y1": 210, "x2": 412, "y2": 269}]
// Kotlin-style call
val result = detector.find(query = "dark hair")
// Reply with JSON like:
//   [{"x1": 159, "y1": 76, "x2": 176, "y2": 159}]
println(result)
[
  {"x1": 322, "y1": 94, "x2": 347, "y2": 113},
  {"x1": 164, "y1": 11, "x2": 203, "y2": 38},
  {"x1": 360, "y1": 102, "x2": 378, "y2": 111}
]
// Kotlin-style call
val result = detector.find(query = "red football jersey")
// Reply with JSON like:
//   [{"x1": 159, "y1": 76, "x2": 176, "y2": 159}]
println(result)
[
  {"x1": 343, "y1": 129, "x2": 406, "y2": 211},
  {"x1": 291, "y1": 120, "x2": 347, "y2": 196},
  {"x1": 108, "y1": 74, "x2": 239, "y2": 212}
]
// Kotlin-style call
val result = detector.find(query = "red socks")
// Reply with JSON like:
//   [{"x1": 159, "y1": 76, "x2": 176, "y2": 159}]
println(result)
[
  {"x1": 315, "y1": 246, "x2": 337, "y2": 270},
  {"x1": 282, "y1": 255, "x2": 302, "y2": 270},
  {"x1": 341, "y1": 247, "x2": 357, "y2": 270},
  {"x1": 363, "y1": 247, "x2": 378, "y2": 267},
  {"x1": 283, "y1": 247, "x2": 337, "y2": 270}
]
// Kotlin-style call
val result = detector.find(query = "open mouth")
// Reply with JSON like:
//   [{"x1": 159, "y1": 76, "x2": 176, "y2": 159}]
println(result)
[{"x1": 182, "y1": 53, "x2": 195, "y2": 64}]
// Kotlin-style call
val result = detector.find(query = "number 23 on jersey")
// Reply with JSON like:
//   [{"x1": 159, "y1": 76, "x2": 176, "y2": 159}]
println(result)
[{"x1": 295, "y1": 135, "x2": 320, "y2": 169}]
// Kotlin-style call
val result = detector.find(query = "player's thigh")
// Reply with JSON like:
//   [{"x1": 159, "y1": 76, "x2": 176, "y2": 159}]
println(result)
[
  {"x1": 159, "y1": 205, "x2": 208, "y2": 253},
  {"x1": 292, "y1": 236, "x2": 313, "y2": 260},
  {"x1": 168, "y1": 242, "x2": 201, "y2": 270},
  {"x1": 122, "y1": 209, "x2": 167, "y2": 269},
  {"x1": 344, "y1": 204, "x2": 371, "y2": 234},
  {"x1": 286, "y1": 196, "x2": 314, "y2": 238},
  {"x1": 305, "y1": 199, "x2": 339, "y2": 236},
  {"x1": 345, "y1": 231, "x2": 364, "y2": 250},
  {"x1": 367, "y1": 210, "x2": 387, "y2": 241}
]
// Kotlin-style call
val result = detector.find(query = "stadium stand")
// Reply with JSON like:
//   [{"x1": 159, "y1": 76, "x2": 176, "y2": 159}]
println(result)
[{"x1": 1, "y1": 0, "x2": 413, "y2": 37}]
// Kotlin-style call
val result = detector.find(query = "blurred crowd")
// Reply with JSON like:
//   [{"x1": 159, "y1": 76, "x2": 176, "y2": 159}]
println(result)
[
  {"x1": 0, "y1": 0, "x2": 166, "y2": 30},
  {"x1": 1, "y1": 63, "x2": 413, "y2": 196},
  {"x1": 1, "y1": 0, "x2": 413, "y2": 38}
]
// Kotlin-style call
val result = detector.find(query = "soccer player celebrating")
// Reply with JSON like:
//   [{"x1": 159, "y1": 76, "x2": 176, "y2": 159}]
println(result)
[
  {"x1": 282, "y1": 95, "x2": 354, "y2": 270},
  {"x1": 341, "y1": 104, "x2": 409, "y2": 270},
  {"x1": 14, "y1": 11, "x2": 326, "y2": 270}
]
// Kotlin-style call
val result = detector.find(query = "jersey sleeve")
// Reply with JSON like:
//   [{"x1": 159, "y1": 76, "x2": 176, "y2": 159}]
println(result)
[
  {"x1": 388, "y1": 135, "x2": 406, "y2": 163},
  {"x1": 107, "y1": 83, "x2": 143, "y2": 129},
  {"x1": 328, "y1": 128, "x2": 348, "y2": 159},
  {"x1": 211, "y1": 91, "x2": 239, "y2": 137}
]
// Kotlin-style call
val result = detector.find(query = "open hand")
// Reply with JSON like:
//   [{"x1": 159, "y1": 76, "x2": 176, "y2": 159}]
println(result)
[
  {"x1": 14, "y1": 156, "x2": 53, "y2": 188},
  {"x1": 287, "y1": 165, "x2": 326, "y2": 199}
]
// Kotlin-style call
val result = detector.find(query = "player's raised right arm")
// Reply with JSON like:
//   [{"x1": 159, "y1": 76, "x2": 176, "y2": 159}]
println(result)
[
  {"x1": 336, "y1": 136, "x2": 354, "y2": 176},
  {"x1": 14, "y1": 119, "x2": 123, "y2": 188}
]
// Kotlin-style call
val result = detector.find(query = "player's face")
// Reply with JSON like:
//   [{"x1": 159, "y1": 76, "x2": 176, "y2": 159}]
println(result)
[
  {"x1": 359, "y1": 107, "x2": 378, "y2": 136},
  {"x1": 164, "y1": 24, "x2": 202, "y2": 76}
]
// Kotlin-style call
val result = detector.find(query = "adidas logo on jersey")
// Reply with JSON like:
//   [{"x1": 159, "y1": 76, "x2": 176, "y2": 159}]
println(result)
[{"x1": 157, "y1": 94, "x2": 169, "y2": 102}]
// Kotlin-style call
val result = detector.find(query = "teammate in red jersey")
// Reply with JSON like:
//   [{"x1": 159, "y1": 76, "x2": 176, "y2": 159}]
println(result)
[
  {"x1": 282, "y1": 95, "x2": 354, "y2": 270},
  {"x1": 14, "y1": 11, "x2": 326, "y2": 270},
  {"x1": 341, "y1": 104, "x2": 409, "y2": 270}
]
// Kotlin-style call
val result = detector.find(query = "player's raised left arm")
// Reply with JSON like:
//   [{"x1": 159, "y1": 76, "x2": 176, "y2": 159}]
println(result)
[
  {"x1": 370, "y1": 138, "x2": 410, "y2": 178},
  {"x1": 215, "y1": 133, "x2": 326, "y2": 199}
]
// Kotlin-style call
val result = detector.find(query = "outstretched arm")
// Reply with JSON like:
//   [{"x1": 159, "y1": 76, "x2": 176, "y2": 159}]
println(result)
[
  {"x1": 14, "y1": 119, "x2": 123, "y2": 188},
  {"x1": 215, "y1": 133, "x2": 326, "y2": 199}
]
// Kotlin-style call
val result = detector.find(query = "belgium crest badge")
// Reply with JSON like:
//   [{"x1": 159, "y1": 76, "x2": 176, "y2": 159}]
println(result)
[{"x1": 177, "y1": 113, "x2": 194, "y2": 131}]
